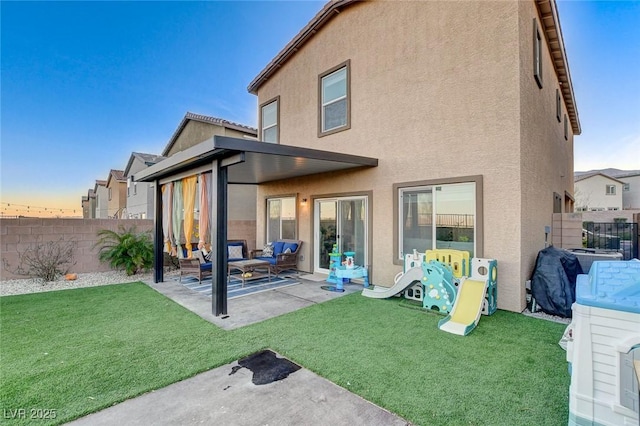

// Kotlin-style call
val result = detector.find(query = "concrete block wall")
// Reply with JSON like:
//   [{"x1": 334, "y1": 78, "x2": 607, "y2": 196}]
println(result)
[
  {"x1": 552, "y1": 213, "x2": 583, "y2": 249},
  {"x1": 0, "y1": 218, "x2": 258, "y2": 281},
  {"x1": 0, "y1": 218, "x2": 154, "y2": 280}
]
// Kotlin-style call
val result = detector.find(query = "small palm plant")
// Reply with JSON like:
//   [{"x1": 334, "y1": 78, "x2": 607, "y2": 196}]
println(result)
[{"x1": 94, "y1": 226, "x2": 154, "y2": 275}]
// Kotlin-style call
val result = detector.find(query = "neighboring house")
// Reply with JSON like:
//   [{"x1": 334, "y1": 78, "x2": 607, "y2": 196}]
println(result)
[
  {"x1": 138, "y1": 0, "x2": 580, "y2": 315},
  {"x1": 162, "y1": 112, "x2": 258, "y2": 156},
  {"x1": 160, "y1": 112, "x2": 259, "y2": 249},
  {"x1": 124, "y1": 152, "x2": 166, "y2": 219},
  {"x1": 613, "y1": 171, "x2": 640, "y2": 210},
  {"x1": 106, "y1": 170, "x2": 127, "y2": 218},
  {"x1": 81, "y1": 195, "x2": 90, "y2": 218},
  {"x1": 94, "y1": 180, "x2": 108, "y2": 219},
  {"x1": 574, "y1": 173, "x2": 624, "y2": 212},
  {"x1": 87, "y1": 189, "x2": 96, "y2": 218},
  {"x1": 574, "y1": 169, "x2": 640, "y2": 210}
]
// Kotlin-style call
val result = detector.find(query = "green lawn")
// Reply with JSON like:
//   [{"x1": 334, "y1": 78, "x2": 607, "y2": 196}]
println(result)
[{"x1": 1, "y1": 283, "x2": 569, "y2": 425}]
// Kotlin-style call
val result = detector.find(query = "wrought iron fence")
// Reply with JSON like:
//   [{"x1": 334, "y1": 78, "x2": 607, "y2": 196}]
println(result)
[{"x1": 583, "y1": 222, "x2": 639, "y2": 260}]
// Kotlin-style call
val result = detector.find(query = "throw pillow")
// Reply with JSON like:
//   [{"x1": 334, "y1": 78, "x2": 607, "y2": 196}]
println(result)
[
  {"x1": 202, "y1": 248, "x2": 212, "y2": 262},
  {"x1": 262, "y1": 243, "x2": 274, "y2": 257},
  {"x1": 284, "y1": 247, "x2": 292, "y2": 254},
  {"x1": 228, "y1": 245, "x2": 244, "y2": 259}
]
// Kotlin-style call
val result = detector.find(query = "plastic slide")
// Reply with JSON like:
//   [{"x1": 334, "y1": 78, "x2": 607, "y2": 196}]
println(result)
[
  {"x1": 361, "y1": 267, "x2": 424, "y2": 299},
  {"x1": 438, "y1": 279, "x2": 487, "y2": 336}
]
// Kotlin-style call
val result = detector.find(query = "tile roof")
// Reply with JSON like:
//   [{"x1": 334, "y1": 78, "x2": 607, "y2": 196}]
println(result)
[
  {"x1": 124, "y1": 152, "x2": 167, "y2": 176},
  {"x1": 162, "y1": 112, "x2": 257, "y2": 156}
]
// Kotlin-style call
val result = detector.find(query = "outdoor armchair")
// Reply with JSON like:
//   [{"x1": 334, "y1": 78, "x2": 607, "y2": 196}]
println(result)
[{"x1": 250, "y1": 239, "x2": 302, "y2": 276}]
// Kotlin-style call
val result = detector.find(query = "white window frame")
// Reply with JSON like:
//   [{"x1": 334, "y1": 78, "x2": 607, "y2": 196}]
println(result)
[
  {"x1": 319, "y1": 60, "x2": 350, "y2": 136},
  {"x1": 606, "y1": 185, "x2": 616, "y2": 195},
  {"x1": 261, "y1": 97, "x2": 279, "y2": 143},
  {"x1": 396, "y1": 178, "x2": 481, "y2": 261},
  {"x1": 266, "y1": 196, "x2": 297, "y2": 242}
]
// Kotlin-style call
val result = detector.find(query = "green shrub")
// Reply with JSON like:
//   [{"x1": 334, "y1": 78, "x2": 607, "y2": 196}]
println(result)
[{"x1": 94, "y1": 226, "x2": 153, "y2": 275}]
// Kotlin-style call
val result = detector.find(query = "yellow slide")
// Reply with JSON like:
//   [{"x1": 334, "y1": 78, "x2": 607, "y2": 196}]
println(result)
[{"x1": 438, "y1": 279, "x2": 487, "y2": 336}]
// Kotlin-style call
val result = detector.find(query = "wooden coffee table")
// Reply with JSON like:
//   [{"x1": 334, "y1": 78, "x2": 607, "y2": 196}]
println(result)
[{"x1": 227, "y1": 259, "x2": 271, "y2": 287}]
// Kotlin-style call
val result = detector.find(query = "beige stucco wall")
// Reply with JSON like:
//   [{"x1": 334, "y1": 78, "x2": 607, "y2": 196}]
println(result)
[
  {"x1": 254, "y1": 1, "x2": 552, "y2": 312},
  {"x1": 517, "y1": 0, "x2": 576, "y2": 310}
]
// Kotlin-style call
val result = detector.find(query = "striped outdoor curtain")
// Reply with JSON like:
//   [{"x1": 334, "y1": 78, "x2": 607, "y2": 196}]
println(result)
[
  {"x1": 182, "y1": 175, "x2": 197, "y2": 258},
  {"x1": 172, "y1": 180, "x2": 184, "y2": 258},
  {"x1": 198, "y1": 173, "x2": 210, "y2": 250},
  {"x1": 161, "y1": 182, "x2": 173, "y2": 254}
]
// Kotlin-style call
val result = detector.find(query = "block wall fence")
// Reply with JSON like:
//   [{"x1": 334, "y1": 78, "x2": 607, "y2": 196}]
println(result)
[{"x1": 0, "y1": 218, "x2": 257, "y2": 281}]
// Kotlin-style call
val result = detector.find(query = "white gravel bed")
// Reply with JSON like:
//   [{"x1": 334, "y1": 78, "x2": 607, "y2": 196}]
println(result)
[{"x1": 0, "y1": 270, "x2": 179, "y2": 297}]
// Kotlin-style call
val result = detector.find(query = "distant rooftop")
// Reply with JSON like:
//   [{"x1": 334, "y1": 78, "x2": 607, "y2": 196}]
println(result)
[{"x1": 162, "y1": 112, "x2": 257, "y2": 156}]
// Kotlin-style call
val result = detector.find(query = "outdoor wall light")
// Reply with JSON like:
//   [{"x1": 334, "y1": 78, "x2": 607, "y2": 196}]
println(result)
[{"x1": 301, "y1": 198, "x2": 308, "y2": 206}]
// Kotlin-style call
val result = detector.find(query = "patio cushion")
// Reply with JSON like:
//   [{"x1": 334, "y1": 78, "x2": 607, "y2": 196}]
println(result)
[
  {"x1": 255, "y1": 256, "x2": 277, "y2": 265},
  {"x1": 282, "y1": 242, "x2": 298, "y2": 253},
  {"x1": 262, "y1": 243, "x2": 274, "y2": 257},
  {"x1": 200, "y1": 262, "x2": 212, "y2": 271},
  {"x1": 272, "y1": 241, "x2": 286, "y2": 255},
  {"x1": 228, "y1": 245, "x2": 244, "y2": 260}
]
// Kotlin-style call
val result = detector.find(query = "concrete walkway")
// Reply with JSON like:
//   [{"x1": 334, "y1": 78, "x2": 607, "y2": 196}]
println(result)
[
  {"x1": 68, "y1": 275, "x2": 411, "y2": 425},
  {"x1": 69, "y1": 349, "x2": 409, "y2": 426}
]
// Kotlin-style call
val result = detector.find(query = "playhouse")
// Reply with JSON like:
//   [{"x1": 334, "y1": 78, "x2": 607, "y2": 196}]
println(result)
[
  {"x1": 362, "y1": 249, "x2": 497, "y2": 335},
  {"x1": 565, "y1": 259, "x2": 640, "y2": 426}
]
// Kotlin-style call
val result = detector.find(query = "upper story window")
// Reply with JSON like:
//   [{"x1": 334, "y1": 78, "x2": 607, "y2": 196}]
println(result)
[
  {"x1": 108, "y1": 187, "x2": 112, "y2": 201},
  {"x1": 564, "y1": 114, "x2": 568, "y2": 140},
  {"x1": 533, "y1": 19, "x2": 543, "y2": 88},
  {"x1": 623, "y1": 183, "x2": 630, "y2": 191},
  {"x1": 133, "y1": 181, "x2": 137, "y2": 195},
  {"x1": 127, "y1": 177, "x2": 131, "y2": 197},
  {"x1": 319, "y1": 60, "x2": 350, "y2": 136},
  {"x1": 556, "y1": 89, "x2": 562, "y2": 122},
  {"x1": 606, "y1": 184, "x2": 616, "y2": 195},
  {"x1": 261, "y1": 97, "x2": 279, "y2": 143}
]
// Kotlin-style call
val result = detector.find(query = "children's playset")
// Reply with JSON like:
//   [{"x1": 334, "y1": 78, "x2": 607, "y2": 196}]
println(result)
[
  {"x1": 362, "y1": 248, "x2": 497, "y2": 335},
  {"x1": 324, "y1": 245, "x2": 369, "y2": 292},
  {"x1": 564, "y1": 259, "x2": 640, "y2": 426}
]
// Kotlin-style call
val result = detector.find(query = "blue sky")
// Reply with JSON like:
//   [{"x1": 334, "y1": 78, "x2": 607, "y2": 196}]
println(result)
[{"x1": 1, "y1": 1, "x2": 639, "y2": 217}]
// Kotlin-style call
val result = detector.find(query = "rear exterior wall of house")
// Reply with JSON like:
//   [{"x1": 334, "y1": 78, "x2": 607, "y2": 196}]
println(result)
[{"x1": 253, "y1": 0, "x2": 575, "y2": 312}]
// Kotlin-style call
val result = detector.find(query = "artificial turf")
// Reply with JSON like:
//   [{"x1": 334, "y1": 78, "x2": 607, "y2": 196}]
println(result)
[{"x1": 0, "y1": 282, "x2": 569, "y2": 425}]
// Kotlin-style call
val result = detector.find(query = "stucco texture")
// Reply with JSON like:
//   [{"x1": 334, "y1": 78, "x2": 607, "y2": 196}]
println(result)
[{"x1": 253, "y1": 0, "x2": 576, "y2": 313}]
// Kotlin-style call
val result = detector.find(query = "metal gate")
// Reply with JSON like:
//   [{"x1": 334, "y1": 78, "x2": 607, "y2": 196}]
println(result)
[{"x1": 583, "y1": 222, "x2": 639, "y2": 260}]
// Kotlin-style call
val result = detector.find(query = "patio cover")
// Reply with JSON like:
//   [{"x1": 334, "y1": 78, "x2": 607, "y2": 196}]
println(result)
[{"x1": 134, "y1": 135, "x2": 378, "y2": 316}]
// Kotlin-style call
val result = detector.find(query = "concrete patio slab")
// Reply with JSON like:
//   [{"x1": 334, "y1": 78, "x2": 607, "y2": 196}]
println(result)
[
  {"x1": 146, "y1": 276, "x2": 363, "y2": 330},
  {"x1": 68, "y1": 350, "x2": 410, "y2": 426}
]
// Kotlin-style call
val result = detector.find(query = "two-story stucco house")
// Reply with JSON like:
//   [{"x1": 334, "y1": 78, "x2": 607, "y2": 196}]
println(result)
[
  {"x1": 137, "y1": 0, "x2": 580, "y2": 315},
  {"x1": 247, "y1": 0, "x2": 580, "y2": 313},
  {"x1": 575, "y1": 173, "x2": 624, "y2": 212},
  {"x1": 94, "y1": 180, "x2": 108, "y2": 219},
  {"x1": 124, "y1": 152, "x2": 166, "y2": 219},
  {"x1": 106, "y1": 169, "x2": 127, "y2": 219}
]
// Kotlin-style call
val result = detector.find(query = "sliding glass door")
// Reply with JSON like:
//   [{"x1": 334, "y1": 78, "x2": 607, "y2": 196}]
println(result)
[{"x1": 314, "y1": 196, "x2": 368, "y2": 273}]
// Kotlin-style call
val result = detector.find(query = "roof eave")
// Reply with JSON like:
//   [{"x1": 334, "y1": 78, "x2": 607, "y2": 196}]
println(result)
[
  {"x1": 536, "y1": 0, "x2": 581, "y2": 135},
  {"x1": 247, "y1": 0, "x2": 358, "y2": 94}
]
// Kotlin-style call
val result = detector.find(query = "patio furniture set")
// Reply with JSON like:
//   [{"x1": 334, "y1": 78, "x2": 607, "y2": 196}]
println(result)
[{"x1": 178, "y1": 239, "x2": 302, "y2": 286}]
